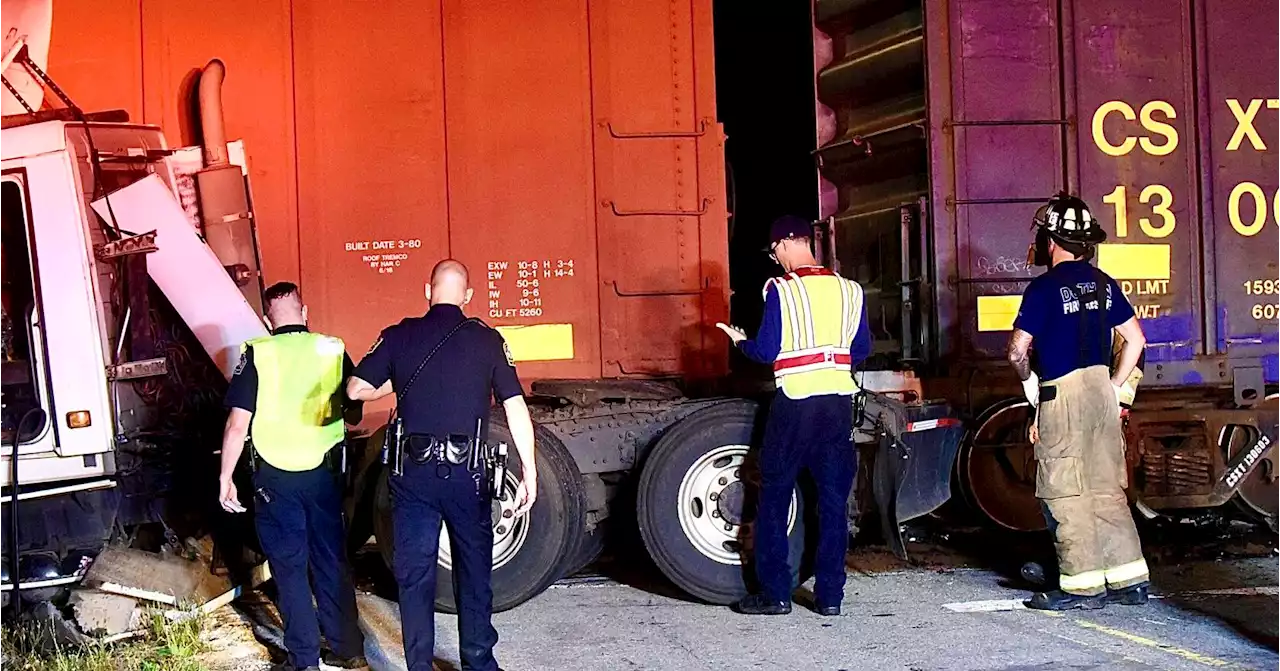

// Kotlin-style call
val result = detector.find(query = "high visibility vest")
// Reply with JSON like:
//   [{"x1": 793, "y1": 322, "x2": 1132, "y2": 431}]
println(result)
[
  {"x1": 766, "y1": 266, "x2": 864, "y2": 400},
  {"x1": 246, "y1": 332, "x2": 346, "y2": 471}
]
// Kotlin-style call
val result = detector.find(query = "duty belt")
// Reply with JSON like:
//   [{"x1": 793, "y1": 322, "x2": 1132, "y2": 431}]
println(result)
[
  {"x1": 406, "y1": 433, "x2": 474, "y2": 466},
  {"x1": 382, "y1": 417, "x2": 509, "y2": 500}
]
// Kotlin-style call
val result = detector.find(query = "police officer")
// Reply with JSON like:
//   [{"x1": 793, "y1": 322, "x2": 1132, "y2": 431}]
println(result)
[
  {"x1": 346, "y1": 259, "x2": 537, "y2": 671},
  {"x1": 1007, "y1": 193, "x2": 1150, "y2": 610},
  {"x1": 217, "y1": 281, "x2": 367, "y2": 671},
  {"x1": 715, "y1": 215, "x2": 872, "y2": 616}
]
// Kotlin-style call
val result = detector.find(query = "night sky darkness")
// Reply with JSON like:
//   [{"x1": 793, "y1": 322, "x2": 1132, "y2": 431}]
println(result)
[{"x1": 712, "y1": 1, "x2": 818, "y2": 352}]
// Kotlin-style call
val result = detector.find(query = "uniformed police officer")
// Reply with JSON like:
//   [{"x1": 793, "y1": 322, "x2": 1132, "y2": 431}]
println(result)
[
  {"x1": 715, "y1": 215, "x2": 872, "y2": 616},
  {"x1": 217, "y1": 281, "x2": 367, "y2": 671},
  {"x1": 346, "y1": 259, "x2": 537, "y2": 671},
  {"x1": 1007, "y1": 193, "x2": 1150, "y2": 610}
]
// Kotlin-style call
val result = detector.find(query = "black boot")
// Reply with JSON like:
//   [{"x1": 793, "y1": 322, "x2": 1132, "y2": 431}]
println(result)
[
  {"x1": 1024, "y1": 590, "x2": 1105, "y2": 611},
  {"x1": 1106, "y1": 582, "x2": 1150, "y2": 606},
  {"x1": 731, "y1": 593, "x2": 791, "y2": 615},
  {"x1": 320, "y1": 650, "x2": 369, "y2": 669}
]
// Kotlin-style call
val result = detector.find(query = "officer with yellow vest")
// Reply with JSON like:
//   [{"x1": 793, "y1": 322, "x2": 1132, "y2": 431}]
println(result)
[
  {"x1": 218, "y1": 282, "x2": 367, "y2": 671},
  {"x1": 716, "y1": 215, "x2": 872, "y2": 616}
]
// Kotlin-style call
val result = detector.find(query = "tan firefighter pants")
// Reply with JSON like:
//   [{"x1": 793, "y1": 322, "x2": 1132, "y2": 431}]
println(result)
[{"x1": 1036, "y1": 365, "x2": 1150, "y2": 596}]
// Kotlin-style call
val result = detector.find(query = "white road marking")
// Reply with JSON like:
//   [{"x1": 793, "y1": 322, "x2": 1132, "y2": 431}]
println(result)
[{"x1": 942, "y1": 599, "x2": 1027, "y2": 612}]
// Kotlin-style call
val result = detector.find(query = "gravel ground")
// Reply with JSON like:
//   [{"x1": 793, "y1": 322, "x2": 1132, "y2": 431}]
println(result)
[{"x1": 348, "y1": 555, "x2": 1277, "y2": 671}]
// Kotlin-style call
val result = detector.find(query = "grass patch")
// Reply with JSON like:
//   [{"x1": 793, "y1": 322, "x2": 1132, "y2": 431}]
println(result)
[{"x1": 2, "y1": 605, "x2": 210, "y2": 671}]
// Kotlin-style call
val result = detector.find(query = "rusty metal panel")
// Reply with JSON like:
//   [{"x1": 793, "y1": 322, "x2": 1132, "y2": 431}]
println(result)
[
  {"x1": 1200, "y1": 0, "x2": 1279, "y2": 382},
  {"x1": 590, "y1": 0, "x2": 726, "y2": 379},
  {"x1": 1072, "y1": 0, "x2": 1202, "y2": 363},
  {"x1": 442, "y1": 0, "x2": 601, "y2": 380},
  {"x1": 945, "y1": 0, "x2": 1067, "y2": 358},
  {"x1": 690, "y1": 0, "x2": 731, "y2": 379},
  {"x1": 48, "y1": 0, "x2": 143, "y2": 120},
  {"x1": 55, "y1": 0, "x2": 731, "y2": 386},
  {"x1": 140, "y1": 0, "x2": 299, "y2": 284},
  {"x1": 291, "y1": 0, "x2": 450, "y2": 360}
]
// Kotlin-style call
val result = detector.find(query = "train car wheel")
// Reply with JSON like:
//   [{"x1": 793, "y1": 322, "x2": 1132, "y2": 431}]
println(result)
[{"x1": 958, "y1": 398, "x2": 1047, "y2": 532}]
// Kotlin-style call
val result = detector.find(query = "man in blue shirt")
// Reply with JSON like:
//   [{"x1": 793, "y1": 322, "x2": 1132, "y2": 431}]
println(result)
[
  {"x1": 1007, "y1": 193, "x2": 1149, "y2": 611},
  {"x1": 716, "y1": 215, "x2": 872, "y2": 616},
  {"x1": 347, "y1": 260, "x2": 535, "y2": 671}
]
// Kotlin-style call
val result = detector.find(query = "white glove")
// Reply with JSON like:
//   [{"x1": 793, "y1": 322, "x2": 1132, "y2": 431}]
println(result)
[{"x1": 1021, "y1": 373, "x2": 1040, "y2": 407}]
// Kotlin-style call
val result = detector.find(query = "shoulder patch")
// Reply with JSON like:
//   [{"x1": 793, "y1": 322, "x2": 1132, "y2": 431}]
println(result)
[
  {"x1": 502, "y1": 340, "x2": 516, "y2": 367},
  {"x1": 366, "y1": 336, "x2": 384, "y2": 356},
  {"x1": 233, "y1": 351, "x2": 248, "y2": 376}
]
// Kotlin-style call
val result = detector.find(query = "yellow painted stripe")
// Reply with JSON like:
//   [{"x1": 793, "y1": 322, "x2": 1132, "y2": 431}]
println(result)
[
  {"x1": 1097, "y1": 243, "x2": 1171, "y2": 280},
  {"x1": 976, "y1": 295, "x2": 1024, "y2": 332},
  {"x1": 1075, "y1": 620, "x2": 1238, "y2": 668},
  {"x1": 495, "y1": 323, "x2": 574, "y2": 362}
]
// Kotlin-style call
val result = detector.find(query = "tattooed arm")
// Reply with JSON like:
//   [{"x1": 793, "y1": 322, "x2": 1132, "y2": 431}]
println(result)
[
  {"x1": 1006, "y1": 329, "x2": 1035, "y2": 381},
  {"x1": 1007, "y1": 328, "x2": 1040, "y2": 409}
]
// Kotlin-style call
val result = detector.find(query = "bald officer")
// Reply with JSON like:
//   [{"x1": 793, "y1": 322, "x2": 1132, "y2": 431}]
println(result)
[{"x1": 347, "y1": 260, "x2": 537, "y2": 671}]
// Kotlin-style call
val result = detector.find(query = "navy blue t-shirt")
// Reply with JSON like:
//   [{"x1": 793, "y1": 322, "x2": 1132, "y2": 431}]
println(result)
[
  {"x1": 352, "y1": 304, "x2": 524, "y2": 437},
  {"x1": 1013, "y1": 260, "x2": 1136, "y2": 381}
]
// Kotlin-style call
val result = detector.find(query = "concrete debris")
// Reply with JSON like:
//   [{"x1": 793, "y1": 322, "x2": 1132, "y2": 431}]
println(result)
[
  {"x1": 67, "y1": 589, "x2": 143, "y2": 637},
  {"x1": 84, "y1": 545, "x2": 232, "y2": 606},
  {"x1": 24, "y1": 600, "x2": 93, "y2": 651}
]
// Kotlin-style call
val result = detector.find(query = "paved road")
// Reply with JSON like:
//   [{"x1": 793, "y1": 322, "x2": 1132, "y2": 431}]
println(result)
[{"x1": 352, "y1": 556, "x2": 1278, "y2": 671}]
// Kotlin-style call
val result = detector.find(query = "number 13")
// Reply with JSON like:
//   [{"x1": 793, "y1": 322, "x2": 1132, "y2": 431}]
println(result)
[{"x1": 1102, "y1": 184, "x2": 1175, "y2": 238}]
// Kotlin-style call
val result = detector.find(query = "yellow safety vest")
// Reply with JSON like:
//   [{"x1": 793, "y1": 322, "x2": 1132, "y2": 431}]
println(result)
[
  {"x1": 766, "y1": 266, "x2": 864, "y2": 400},
  {"x1": 245, "y1": 332, "x2": 346, "y2": 471}
]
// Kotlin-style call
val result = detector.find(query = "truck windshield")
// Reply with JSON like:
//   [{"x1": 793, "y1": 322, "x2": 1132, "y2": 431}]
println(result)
[{"x1": 2, "y1": 177, "x2": 49, "y2": 445}]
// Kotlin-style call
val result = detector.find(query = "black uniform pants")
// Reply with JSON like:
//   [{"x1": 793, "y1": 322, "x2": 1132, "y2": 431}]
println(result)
[
  {"x1": 391, "y1": 461, "x2": 499, "y2": 671},
  {"x1": 755, "y1": 392, "x2": 856, "y2": 606},
  {"x1": 253, "y1": 461, "x2": 365, "y2": 668}
]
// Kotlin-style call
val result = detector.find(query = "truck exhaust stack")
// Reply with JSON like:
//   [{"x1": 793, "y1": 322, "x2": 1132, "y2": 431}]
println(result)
[{"x1": 194, "y1": 58, "x2": 264, "y2": 315}]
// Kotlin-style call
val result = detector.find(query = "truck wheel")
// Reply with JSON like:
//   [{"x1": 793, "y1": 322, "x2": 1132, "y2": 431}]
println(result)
[
  {"x1": 563, "y1": 520, "x2": 608, "y2": 576},
  {"x1": 373, "y1": 415, "x2": 585, "y2": 613},
  {"x1": 636, "y1": 400, "x2": 808, "y2": 605},
  {"x1": 344, "y1": 430, "x2": 386, "y2": 556}
]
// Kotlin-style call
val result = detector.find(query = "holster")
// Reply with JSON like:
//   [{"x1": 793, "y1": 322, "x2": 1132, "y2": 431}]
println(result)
[
  {"x1": 323, "y1": 441, "x2": 349, "y2": 477},
  {"x1": 383, "y1": 414, "x2": 405, "y2": 475},
  {"x1": 485, "y1": 441, "x2": 509, "y2": 501}
]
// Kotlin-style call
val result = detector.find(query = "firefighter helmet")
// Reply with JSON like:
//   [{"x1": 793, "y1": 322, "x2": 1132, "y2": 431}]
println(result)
[{"x1": 1032, "y1": 193, "x2": 1107, "y2": 246}]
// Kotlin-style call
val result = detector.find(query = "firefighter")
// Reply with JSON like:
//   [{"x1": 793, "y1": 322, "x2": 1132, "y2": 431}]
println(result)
[
  {"x1": 217, "y1": 281, "x2": 367, "y2": 671},
  {"x1": 346, "y1": 259, "x2": 536, "y2": 671},
  {"x1": 715, "y1": 215, "x2": 872, "y2": 616},
  {"x1": 1007, "y1": 193, "x2": 1150, "y2": 610}
]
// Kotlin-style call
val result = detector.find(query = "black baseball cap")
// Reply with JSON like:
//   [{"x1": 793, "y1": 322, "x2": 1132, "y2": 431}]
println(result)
[{"x1": 764, "y1": 215, "x2": 813, "y2": 251}]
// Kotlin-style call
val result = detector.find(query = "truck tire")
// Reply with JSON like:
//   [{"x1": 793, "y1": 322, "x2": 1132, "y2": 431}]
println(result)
[
  {"x1": 563, "y1": 519, "x2": 608, "y2": 576},
  {"x1": 343, "y1": 430, "x2": 386, "y2": 557},
  {"x1": 636, "y1": 400, "x2": 808, "y2": 605},
  {"x1": 373, "y1": 414, "x2": 586, "y2": 613}
]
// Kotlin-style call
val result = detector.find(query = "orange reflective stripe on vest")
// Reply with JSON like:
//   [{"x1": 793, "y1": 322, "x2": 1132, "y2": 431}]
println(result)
[{"x1": 767, "y1": 267, "x2": 864, "y2": 400}]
